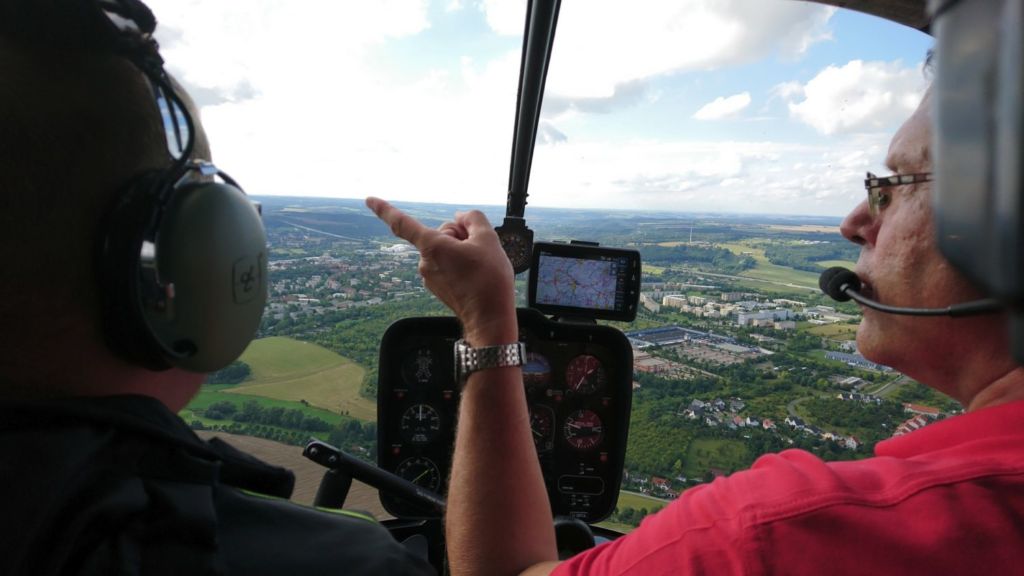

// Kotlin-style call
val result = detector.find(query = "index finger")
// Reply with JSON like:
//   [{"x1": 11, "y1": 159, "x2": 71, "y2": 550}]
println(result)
[{"x1": 366, "y1": 197, "x2": 433, "y2": 247}]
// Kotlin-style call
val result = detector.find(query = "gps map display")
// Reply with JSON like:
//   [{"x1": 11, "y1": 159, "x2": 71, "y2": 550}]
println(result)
[
  {"x1": 529, "y1": 242, "x2": 641, "y2": 321},
  {"x1": 536, "y1": 254, "x2": 622, "y2": 311}
]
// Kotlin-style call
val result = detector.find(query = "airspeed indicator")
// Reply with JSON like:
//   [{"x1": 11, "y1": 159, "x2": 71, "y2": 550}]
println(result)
[{"x1": 400, "y1": 403, "x2": 442, "y2": 445}]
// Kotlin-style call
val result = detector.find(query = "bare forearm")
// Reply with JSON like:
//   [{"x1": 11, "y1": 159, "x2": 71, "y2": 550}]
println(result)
[
  {"x1": 363, "y1": 199, "x2": 557, "y2": 574},
  {"x1": 446, "y1": 323, "x2": 558, "y2": 575}
]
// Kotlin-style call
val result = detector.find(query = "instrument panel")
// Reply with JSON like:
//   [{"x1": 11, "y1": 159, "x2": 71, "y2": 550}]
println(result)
[{"x1": 377, "y1": 307, "x2": 633, "y2": 523}]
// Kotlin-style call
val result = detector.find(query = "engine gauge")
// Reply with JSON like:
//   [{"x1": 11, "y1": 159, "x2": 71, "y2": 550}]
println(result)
[
  {"x1": 564, "y1": 409, "x2": 604, "y2": 451},
  {"x1": 565, "y1": 354, "x2": 606, "y2": 394},
  {"x1": 395, "y1": 456, "x2": 442, "y2": 492},
  {"x1": 400, "y1": 403, "x2": 442, "y2": 445},
  {"x1": 523, "y1": 352, "x2": 552, "y2": 390},
  {"x1": 401, "y1": 347, "x2": 434, "y2": 387},
  {"x1": 529, "y1": 404, "x2": 555, "y2": 452}
]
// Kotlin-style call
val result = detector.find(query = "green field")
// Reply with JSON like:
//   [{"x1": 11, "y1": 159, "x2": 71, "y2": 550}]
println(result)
[
  {"x1": 816, "y1": 259, "x2": 857, "y2": 270},
  {"x1": 683, "y1": 438, "x2": 749, "y2": 478},
  {"x1": 183, "y1": 384, "x2": 344, "y2": 426},
  {"x1": 226, "y1": 337, "x2": 376, "y2": 421},
  {"x1": 717, "y1": 241, "x2": 820, "y2": 290},
  {"x1": 594, "y1": 520, "x2": 637, "y2": 534},
  {"x1": 643, "y1": 263, "x2": 666, "y2": 276},
  {"x1": 739, "y1": 264, "x2": 820, "y2": 288},
  {"x1": 733, "y1": 278, "x2": 818, "y2": 296},
  {"x1": 805, "y1": 322, "x2": 860, "y2": 339},
  {"x1": 594, "y1": 490, "x2": 675, "y2": 534},
  {"x1": 616, "y1": 490, "x2": 671, "y2": 513}
]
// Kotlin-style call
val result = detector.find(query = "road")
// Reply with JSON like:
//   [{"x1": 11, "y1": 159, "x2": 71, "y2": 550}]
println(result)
[
  {"x1": 865, "y1": 374, "x2": 909, "y2": 397},
  {"x1": 786, "y1": 395, "x2": 813, "y2": 418}
]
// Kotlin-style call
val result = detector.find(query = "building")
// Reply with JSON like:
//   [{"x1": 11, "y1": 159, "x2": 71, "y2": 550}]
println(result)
[
  {"x1": 737, "y1": 309, "x2": 793, "y2": 327},
  {"x1": 825, "y1": 351, "x2": 892, "y2": 372},
  {"x1": 640, "y1": 293, "x2": 661, "y2": 312},
  {"x1": 894, "y1": 414, "x2": 933, "y2": 436},
  {"x1": 662, "y1": 295, "x2": 688, "y2": 308}
]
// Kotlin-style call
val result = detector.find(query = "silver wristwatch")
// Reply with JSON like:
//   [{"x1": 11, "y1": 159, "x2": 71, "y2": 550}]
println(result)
[{"x1": 454, "y1": 339, "x2": 526, "y2": 383}]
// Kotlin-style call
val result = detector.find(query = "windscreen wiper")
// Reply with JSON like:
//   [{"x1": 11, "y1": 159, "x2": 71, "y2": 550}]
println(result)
[{"x1": 494, "y1": 0, "x2": 562, "y2": 274}]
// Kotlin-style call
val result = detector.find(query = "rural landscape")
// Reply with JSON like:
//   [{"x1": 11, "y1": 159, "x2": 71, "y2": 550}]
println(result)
[{"x1": 183, "y1": 196, "x2": 959, "y2": 529}]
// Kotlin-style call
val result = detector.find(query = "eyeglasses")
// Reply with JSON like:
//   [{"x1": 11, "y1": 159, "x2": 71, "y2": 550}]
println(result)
[{"x1": 864, "y1": 172, "x2": 933, "y2": 215}]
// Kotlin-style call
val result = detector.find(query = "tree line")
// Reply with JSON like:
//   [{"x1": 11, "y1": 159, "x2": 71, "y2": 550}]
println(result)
[
  {"x1": 637, "y1": 244, "x2": 756, "y2": 274},
  {"x1": 764, "y1": 241, "x2": 859, "y2": 273}
]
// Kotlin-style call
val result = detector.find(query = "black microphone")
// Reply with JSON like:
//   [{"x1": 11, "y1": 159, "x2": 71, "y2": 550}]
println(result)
[{"x1": 818, "y1": 267, "x2": 1001, "y2": 317}]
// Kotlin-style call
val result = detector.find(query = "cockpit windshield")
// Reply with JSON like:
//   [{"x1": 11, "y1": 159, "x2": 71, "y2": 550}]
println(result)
[{"x1": 164, "y1": 0, "x2": 942, "y2": 530}]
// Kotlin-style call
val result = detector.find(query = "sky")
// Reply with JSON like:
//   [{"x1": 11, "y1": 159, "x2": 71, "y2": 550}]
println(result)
[{"x1": 146, "y1": 0, "x2": 933, "y2": 217}]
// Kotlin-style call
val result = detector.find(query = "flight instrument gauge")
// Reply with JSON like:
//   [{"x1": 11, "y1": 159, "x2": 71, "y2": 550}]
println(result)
[
  {"x1": 565, "y1": 354, "x2": 606, "y2": 394},
  {"x1": 495, "y1": 217, "x2": 534, "y2": 274},
  {"x1": 523, "y1": 352, "x2": 552, "y2": 390},
  {"x1": 401, "y1": 347, "x2": 434, "y2": 387},
  {"x1": 564, "y1": 409, "x2": 604, "y2": 451},
  {"x1": 396, "y1": 456, "x2": 442, "y2": 492},
  {"x1": 400, "y1": 403, "x2": 442, "y2": 445},
  {"x1": 529, "y1": 404, "x2": 555, "y2": 452}
]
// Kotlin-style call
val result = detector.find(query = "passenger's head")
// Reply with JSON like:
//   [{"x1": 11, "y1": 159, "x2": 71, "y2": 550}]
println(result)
[
  {"x1": 0, "y1": 7, "x2": 209, "y2": 407},
  {"x1": 839, "y1": 88, "x2": 1016, "y2": 403}
]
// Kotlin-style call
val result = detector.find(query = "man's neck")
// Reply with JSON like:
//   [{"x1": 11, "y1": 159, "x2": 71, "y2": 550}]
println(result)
[
  {"x1": 0, "y1": 344, "x2": 204, "y2": 413},
  {"x1": 966, "y1": 365, "x2": 1024, "y2": 412}
]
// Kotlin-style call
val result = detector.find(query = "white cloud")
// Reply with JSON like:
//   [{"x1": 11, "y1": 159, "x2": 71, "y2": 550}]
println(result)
[
  {"x1": 131, "y1": 1, "x2": 923, "y2": 216},
  {"x1": 495, "y1": 0, "x2": 836, "y2": 109},
  {"x1": 142, "y1": 0, "x2": 526, "y2": 205},
  {"x1": 479, "y1": 0, "x2": 527, "y2": 36},
  {"x1": 693, "y1": 92, "x2": 751, "y2": 120},
  {"x1": 784, "y1": 59, "x2": 927, "y2": 135},
  {"x1": 522, "y1": 134, "x2": 889, "y2": 215},
  {"x1": 149, "y1": 0, "x2": 431, "y2": 103}
]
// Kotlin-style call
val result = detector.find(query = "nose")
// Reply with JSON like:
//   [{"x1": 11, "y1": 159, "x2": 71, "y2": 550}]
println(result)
[{"x1": 840, "y1": 199, "x2": 877, "y2": 247}]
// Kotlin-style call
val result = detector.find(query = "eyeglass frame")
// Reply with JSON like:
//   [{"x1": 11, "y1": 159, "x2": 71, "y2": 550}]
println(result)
[{"x1": 864, "y1": 172, "x2": 934, "y2": 215}]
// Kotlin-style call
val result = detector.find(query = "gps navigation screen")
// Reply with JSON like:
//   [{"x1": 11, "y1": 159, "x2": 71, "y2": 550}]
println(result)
[{"x1": 535, "y1": 254, "x2": 622, "y2": 310}]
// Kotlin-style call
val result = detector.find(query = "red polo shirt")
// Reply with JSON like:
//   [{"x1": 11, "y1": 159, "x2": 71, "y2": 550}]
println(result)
[{"x1": 555, "y1": 399, "x2": 1024, "y2": 575}]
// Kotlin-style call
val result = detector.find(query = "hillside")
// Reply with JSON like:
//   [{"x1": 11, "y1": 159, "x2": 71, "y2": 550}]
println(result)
[{"x1": 226, "y1": 337, "x2": 375, "y2": 421}]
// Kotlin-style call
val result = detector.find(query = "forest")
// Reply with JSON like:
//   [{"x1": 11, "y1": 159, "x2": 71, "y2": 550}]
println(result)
[
  {"x1": 637, "y1": 244, "x2": 756, "y2": 274},
  {"x1": 764, "y1": 241, "x2": 860, "y2": 272}
]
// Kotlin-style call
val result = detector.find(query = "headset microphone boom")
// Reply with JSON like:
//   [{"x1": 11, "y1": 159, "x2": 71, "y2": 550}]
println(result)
[{"x1": 818, "y1": 267, "x2": 1001, "y2": 318}]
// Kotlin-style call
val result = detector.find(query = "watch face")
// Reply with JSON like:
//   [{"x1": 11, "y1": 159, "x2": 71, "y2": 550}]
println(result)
[{"x1": 497, "y1": 226, "x2": 533, "y2": 273}]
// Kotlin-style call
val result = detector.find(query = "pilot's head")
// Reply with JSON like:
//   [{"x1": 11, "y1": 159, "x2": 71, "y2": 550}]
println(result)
[
  {"x1": 0, "y1": 15, "x2": 210, "y2": 406},
  {"x1": 839, "y1": 87, "x2": 1014, "y2": 405}
]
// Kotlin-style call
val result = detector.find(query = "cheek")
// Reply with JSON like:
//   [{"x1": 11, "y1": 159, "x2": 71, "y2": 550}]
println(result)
[{"x1": 877, "y1": 204, "x2": 935, "y2": 273}]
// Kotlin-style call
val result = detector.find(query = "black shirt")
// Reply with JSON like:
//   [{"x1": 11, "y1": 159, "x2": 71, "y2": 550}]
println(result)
[{"x1": 0, "y1": 395, "x2": 436, "y2": 575}]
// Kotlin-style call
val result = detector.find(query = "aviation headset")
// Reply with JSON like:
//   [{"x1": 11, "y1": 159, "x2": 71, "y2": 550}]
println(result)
[
  {"x1": 93, "y1": 0, "x2": 268, "y2": 373},
  {"x1": 928, "y1": 0, "x2": 1024, "y2": 359}
]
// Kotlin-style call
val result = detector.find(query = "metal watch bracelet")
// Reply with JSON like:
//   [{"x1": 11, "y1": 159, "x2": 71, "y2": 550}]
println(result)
[{"x1": 454, "y1": 339, "x2": 526, "y2": 383}]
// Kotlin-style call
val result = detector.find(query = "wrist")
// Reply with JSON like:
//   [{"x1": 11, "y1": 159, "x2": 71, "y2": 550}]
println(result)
[{"x1": 461, "y1": 310, "x2": 518, "y2": 347}]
